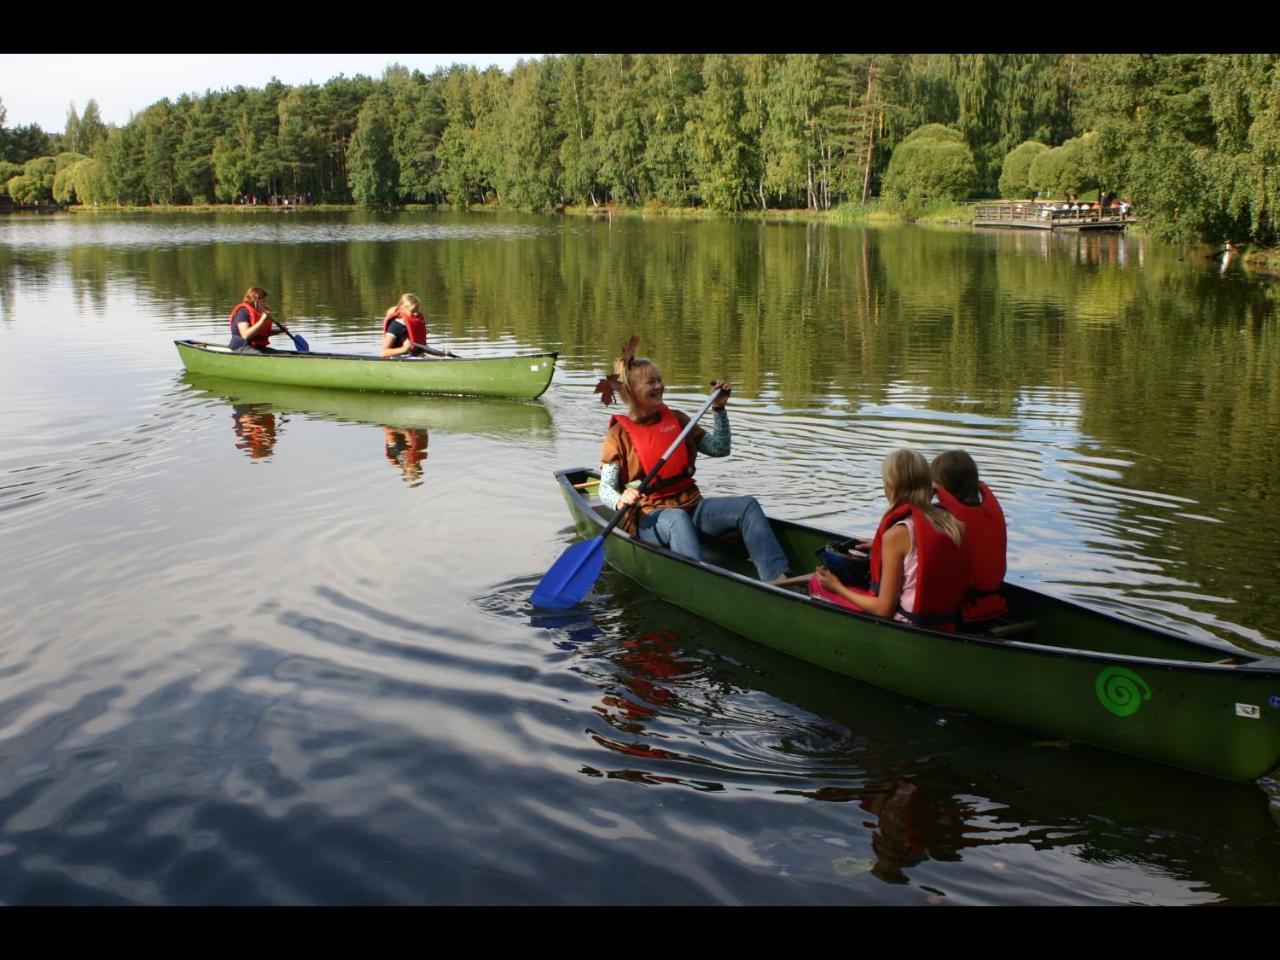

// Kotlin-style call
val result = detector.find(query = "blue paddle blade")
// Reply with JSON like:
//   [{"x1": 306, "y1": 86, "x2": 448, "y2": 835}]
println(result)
[
  {"x1": 293, "y1": 334, "x2": 310, "y2": 353},
  {"x1": 530, "y1": 536, "x2": 606, "y2": 610}
]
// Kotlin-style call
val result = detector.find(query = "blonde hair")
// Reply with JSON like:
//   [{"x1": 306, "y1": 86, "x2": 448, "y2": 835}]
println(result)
[
  {"x1": 882, "y1": 449, "x2": 964, "y2": 546},
  {"x1": 396, "y1": 293, "x2": 422, "y2": 315},
  {"x1": 612, "y1": 356, "x2": 661, "y2": 412}
]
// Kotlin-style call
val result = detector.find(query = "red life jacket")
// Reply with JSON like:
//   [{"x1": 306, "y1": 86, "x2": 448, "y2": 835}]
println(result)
[
  {"x1": 935, "y1": 483, "x2": 1008, "y2": 622},
  {"x1": 611, "y1": 405, "x2": 697, "y2": 499},
  {"x1": 384, "y1": 310, "x2": 428, "y2": 354},
  {"x1": 229, "y1": 301, "x2": 271, "y2": 348},
  {"x1": 867, "y1": 503, "x2": 969, "y2": 631}
]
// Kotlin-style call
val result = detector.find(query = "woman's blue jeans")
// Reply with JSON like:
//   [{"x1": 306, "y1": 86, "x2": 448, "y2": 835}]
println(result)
[{"x1": 636, "y1": 496, "x2": 789, "y2": 581}]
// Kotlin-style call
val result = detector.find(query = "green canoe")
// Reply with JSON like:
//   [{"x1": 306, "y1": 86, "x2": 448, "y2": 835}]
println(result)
[
  {"x1": 175, "y1": 340, "x2": 557, "y2": 400},
  {"x1": 552, "y1": 467, "x2": 1280, "y2": 782}
]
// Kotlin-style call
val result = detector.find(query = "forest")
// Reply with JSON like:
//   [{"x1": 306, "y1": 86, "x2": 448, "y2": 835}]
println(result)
[{"x1": 2, "y1": 53, "x2": 1278, "y2": 247}]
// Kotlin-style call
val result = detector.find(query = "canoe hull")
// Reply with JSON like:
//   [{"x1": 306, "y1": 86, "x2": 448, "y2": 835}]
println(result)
[
  {"x1": 175, "y1": 340, "x2": 557, "y2": 400},
  {"x1": 553, "y1": 468, "x2": 1280, "y2": 782}
]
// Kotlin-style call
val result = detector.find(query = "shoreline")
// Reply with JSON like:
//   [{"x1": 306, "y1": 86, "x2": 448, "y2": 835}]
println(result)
[{"x1": 39, "y1": 200, "x2": 976, "y2": 228}]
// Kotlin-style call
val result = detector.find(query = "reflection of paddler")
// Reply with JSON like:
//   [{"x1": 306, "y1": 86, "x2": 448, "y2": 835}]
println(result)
[
  {"x1": 383, "y1": 426, "x2": 429, "y2": 485},
  {"x1": 857, "y1": 779, "x2": 985, "y2": 883},
  {"x1": 606, "y1": 629, "x2": 690, "y2": 720},
  {"x1": 231, "y1": 407, "x2": 278, "y2": 459}
]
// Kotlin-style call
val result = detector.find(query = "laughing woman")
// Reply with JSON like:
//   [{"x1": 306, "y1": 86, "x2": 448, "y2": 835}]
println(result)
[{"x1": 595, "y1": 342, "x2": 791, "y2": 583}]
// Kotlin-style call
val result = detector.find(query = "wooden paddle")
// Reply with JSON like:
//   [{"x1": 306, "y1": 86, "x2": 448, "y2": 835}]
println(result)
[{"x1": 531, "y1": 388, "x2": 723, "y2": 610}]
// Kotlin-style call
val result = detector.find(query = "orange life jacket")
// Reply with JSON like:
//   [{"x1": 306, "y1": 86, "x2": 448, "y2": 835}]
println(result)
[
  {"x1": 383, "y1": 310, "x2": 428, "y2": 354},
  {"x1": 229, "y1": 301, "x2": 271, "y2": 349},
  {"x1": 611, "y1": 405, "x2": 697, "y2": 499},
  {"x1": 935, "y1": 483, "x2": 1008, "y2": 622}
]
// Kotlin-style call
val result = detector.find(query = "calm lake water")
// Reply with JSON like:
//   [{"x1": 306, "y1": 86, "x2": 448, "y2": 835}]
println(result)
[{"x1": 1, "y1": 209, "x2": 1279, "y2": 905}]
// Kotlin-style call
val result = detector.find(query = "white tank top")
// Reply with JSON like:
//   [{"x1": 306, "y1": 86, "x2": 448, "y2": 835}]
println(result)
[{"x1": 894, "y1": 517, "x2": 918, "y2": 624}]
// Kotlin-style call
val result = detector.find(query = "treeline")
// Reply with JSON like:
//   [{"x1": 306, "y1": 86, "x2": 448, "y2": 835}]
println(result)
[{"x1": 2, "y1": 54, "x2": 1279, "y2": 245}]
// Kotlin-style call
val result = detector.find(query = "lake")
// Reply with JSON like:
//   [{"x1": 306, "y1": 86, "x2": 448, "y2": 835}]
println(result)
[{"x1": 1, "y1": 209, "x2": 1278, "y2": 905}]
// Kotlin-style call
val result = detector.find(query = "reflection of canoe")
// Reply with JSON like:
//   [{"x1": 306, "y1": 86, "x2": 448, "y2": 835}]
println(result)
[
  {"x1": 552, "y1": 467, "x2": 1280, "y2": 782},
  {"x1": 182, "y1": 372, "x2": 554, "y2": 438},
  {"x1": 175, "y1": 340, "x2": 557, "y2": 399}
]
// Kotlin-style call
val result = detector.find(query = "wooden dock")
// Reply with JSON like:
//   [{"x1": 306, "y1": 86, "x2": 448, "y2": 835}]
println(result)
[{"x1": 973, "y1": 201, "x2": 1130, "y2": 232}]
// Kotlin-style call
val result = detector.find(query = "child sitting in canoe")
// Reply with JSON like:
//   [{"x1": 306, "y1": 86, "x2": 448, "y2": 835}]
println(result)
[
  {"x1": 380, "y1": 293, "x2": 456, "y2": 358},
  {"x1": 810, "y1": 449, "x2": 968, "y2": 631},
  {"x1": 228, "y1": 286, "x2": 277, "y2": 352},
  {"x1": 381, "y1": 293, "x2": 428, "y2": 357},
  {"x1": 931, "y1": 449, "x2": 1008, "y2": 623}
]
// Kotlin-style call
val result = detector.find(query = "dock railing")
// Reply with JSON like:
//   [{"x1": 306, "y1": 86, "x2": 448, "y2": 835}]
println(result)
[{"x1": 973, "y1": 200, "x2": 1130, "y2": 228}]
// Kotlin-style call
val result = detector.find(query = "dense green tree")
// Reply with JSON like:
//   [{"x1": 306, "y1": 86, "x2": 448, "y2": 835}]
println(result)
[
  {"x1": 947, "y1": 54, "x2": 1073, "y2": 195},
  {"x1": 1078, "y1": 54, "x2": 1216, "y2": 242},
  {"x1": 136, "y1": 101, "x2": 179, "y2": 203},
  {"x1": 382, "y1": 66, "x2": 446, "y2": 203},
  {"x1": 591, "y1": 54, "x2": 647, "y2": 205},
  {"x1": 1027, "y1": 134, "x2": 1098, "y2": 199},
  {"x1": 314, "y1": 74, "x2": 374, "y2": 200},
  {"x1": 688, "y1": 54, "x2": 752, "y2": 211},
  {"x1": 210, "y1": 108, "x2": 258, "y2": 202},
  {"x1": 0, "y1": 122, "x2": 52, "y2": 164},
  {"x1": 173, "y1": 95, "x2": 217, "y2": 203},
  {"x1": 78, "y1": 99, "x2": 108, "y2": 155},
  {"x1": 347, "y1": 97, "x2": 398, "y2": 206},
  {"x1": 880, "y1": 123, "x2": 978, "y2": 209},
  {"x1": 999, "y1": 140, "x2": 1050, "y2": 198},
  {"x1": 99, "y1": 124, "x2": 147, "y2": 204},
  {"x1": 637, "y1": 54, "x2": 701, "y2": 206},
  {"x1": 436, "y1": 65, "x2": 487, "y2": 207},
  {"x1": 761, "y1": 54, "x2": 828, "y2": 208},
  {"x1": 64, "y1": 105, "x2": 80, "y2": 157},
  {"x1": 7, "y1": 155, "x2": 55, "y2": 202},
  {"x1": 485, "y1": 59, "x2": 557, "y2": 209},
  {"x1": 555, "y1": 54, "x2": 601, "y2": 206}
]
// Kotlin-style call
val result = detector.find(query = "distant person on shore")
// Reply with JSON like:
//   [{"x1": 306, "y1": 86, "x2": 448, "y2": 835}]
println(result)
[
  {"x1": 931, "y1": 449, "x2": 1008, "y2": 623},
  {"x1": 381, "y1": 293, "x2": 456, "y2": 358},
  {"x1": 810, "y1": 449, "x2": 968, "y2": 630},
  {"x1": 228, "y1": 286, "x2": 277, "y2": 353}
]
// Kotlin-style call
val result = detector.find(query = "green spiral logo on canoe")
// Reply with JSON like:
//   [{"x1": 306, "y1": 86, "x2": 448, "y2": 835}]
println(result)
[{"x1": 1095, "y1": 667, "x2": 1152, "y2": 717}]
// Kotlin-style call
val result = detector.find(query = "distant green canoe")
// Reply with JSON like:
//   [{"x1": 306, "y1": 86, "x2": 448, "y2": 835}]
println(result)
[
  {"x1": 175, "y1": 340, "x2": 557, "y2": 400},
  {"x1": 552, "y1": 467, "x2": 1280, "y2": 782}
]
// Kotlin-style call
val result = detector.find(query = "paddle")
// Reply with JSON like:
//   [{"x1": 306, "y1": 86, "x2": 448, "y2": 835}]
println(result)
[
  {"x1": 530, "y1": 387, "x2": 723, "y2": 610},
  {"x1": 408, "y1": 339, "x2": 459, "y2": 358},
  {"x1": 270, "y1": 317, "x2": 309, "y2": 353}
]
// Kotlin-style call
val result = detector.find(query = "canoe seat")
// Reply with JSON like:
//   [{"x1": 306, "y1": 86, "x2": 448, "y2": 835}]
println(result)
[{"x1": 985, "y1": 620, "x2": 1038, "y2": 640}]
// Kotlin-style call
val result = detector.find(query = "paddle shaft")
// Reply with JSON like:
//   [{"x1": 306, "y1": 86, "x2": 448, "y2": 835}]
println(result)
[
  {"x1": 409, "y1": 339, "x2": 458, "y2": 358},
  {"x1": 597, "y1": 388, "x2": 724, "y2": 541}
]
